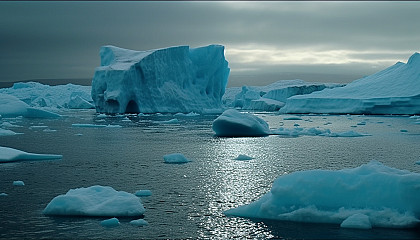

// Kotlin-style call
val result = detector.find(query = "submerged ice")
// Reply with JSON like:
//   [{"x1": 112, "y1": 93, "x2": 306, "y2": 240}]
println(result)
[
  {"x1": 224, "y1": 161, "x2": 420, "y2": 229},
  {"x1": 91, "y1": 44, "x2": 230, "y2": 114}
]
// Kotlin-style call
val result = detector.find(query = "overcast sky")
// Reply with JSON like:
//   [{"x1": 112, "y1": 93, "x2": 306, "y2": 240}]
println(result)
[{"x1": 1, "y1": 1, "x2": 419, "y2": 87}]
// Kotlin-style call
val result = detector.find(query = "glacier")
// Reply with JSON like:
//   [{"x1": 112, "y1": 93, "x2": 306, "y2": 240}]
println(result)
[
  {"x1": 280, "y1": 52, "x2": 420, "y2": 114},
  {"x1": 91, "y1": 45, "x2": 230, "y2": 114},
  {"x1": 222, "y1": 80, "x2": 343, "y2": 112},
  {"x1": 224, "y1": 161, "x2": 420, "y2": 229}
]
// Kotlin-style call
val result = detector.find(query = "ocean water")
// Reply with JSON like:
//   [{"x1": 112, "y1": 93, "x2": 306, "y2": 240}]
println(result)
[{"x1": 1, "y1": 110, "x2": 419, "y2": 239}]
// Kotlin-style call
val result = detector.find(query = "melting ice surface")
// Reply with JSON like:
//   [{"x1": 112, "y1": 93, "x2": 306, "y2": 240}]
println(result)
[{"x1": 224, "y1": 161, "x2": 420, "y2": 229}]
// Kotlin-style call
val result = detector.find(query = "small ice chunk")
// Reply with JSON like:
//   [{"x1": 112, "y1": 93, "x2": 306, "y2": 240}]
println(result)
[
  {"x1": 43, "y1": 185, "x2": 145, "y2": 217},
  {"x1": 135, "y1": 190, "x2": 152, "y2": 197},
  {"x1": 0, "y1": 128, "x2": 21, "y2": 137},
  {"x1": 0, "y1": 193, "x2": 8, "y2": 196},
  {"x1": 101, "y1": 217, "x2": 120, "y2": 227},
  {"x1": 340, "y1": 213, "x2": 372, "y2": 229},
  {"x1": 283, "y1": 116, "x2": 302, "y2": 120},
  {"x1": 163, "y1": 153, "x2": 192, "y2": 164},
  {"x1": 13, "y1": 180, "x2": 25, "y2": 186},
  {"x1": 415, "y1": 161, "x2": 420, "y2": 165},
  {"x1": 234, "y1": 154, "x2": 254, "y2": 161},
  {"x1": 156, "y1": 119, "x2": 180, "y2": 124},
  {"x1": 105, "y1": 124, "x2": 122, "y2": 128},
  {"x1": 400, "y1": 129, "x2": 408, "y2": 132},
  {"x1": 130, "y1": 219, "x2": 148, "y2": 226}
]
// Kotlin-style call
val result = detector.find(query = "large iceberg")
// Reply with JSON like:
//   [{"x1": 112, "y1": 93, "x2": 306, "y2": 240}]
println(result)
[
  {"x1": 224, "y1": 161, "x2": 420, "y2": 229},
  {"x1": 91, "y1": 45, "x2": 230, "y2": 114},
  {"x1": 280, "y1": 52, "x2": 420, "y2": 114},
  {"x1": 223, "y1": 80, "x2": 343, "y2": 111}
]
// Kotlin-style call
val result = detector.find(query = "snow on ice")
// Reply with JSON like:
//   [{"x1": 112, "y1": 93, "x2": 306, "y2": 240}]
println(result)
[
  {"x1": 0, "y1": 146, "x2": 62, "y2": 163},
  {"x1": 163, "y1": 153, "x2": 192, "y2": 164},
  {"x1": 212, "y1": 109, "x2": 270, "y2": 137},
  {"x1": 91, "y1": 45, "x2": 230, "y2": 114},
  {"x1": 43, "y1": 185, "x2": 145, "y2": 217},
  {"x1": 280, "y1": 52, "x2": 420, "y2": 114},
  {"x1": 224, "y1": 161, "x2": 420, "y2": 229}
]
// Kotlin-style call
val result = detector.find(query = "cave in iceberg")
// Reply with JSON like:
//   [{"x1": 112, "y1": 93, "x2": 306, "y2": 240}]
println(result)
[{"x1": 91, "y1": 45, "x2": 230, "y2": 114}]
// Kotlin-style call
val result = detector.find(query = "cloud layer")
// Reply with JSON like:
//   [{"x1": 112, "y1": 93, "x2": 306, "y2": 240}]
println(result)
[{"x1": 1, "y1": 2, "x2": 419, "y2": 86}]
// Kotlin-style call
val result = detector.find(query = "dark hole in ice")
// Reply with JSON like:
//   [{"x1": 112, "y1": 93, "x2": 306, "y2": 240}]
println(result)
[{"x1": 125, "y1": 100, "x2": 140, "y2": 113}]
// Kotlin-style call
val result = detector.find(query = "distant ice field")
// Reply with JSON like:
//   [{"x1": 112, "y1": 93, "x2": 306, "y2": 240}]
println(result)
[{"x1": 1, "y1": 109, "x2": 420, "y2": 239}]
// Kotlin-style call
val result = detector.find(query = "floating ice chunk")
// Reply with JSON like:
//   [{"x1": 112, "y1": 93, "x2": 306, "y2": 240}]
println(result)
[
  {"x1": 1, "y1": 122, "x2": 22, "y2": 128},
  {"x1": 0, "y1": 93, "x2": 61, "y2": 118},
  {"x1": 322, "y1": 130, "x2": 371, "y2": 137},
  {"x1": 0, "y1": 146, "x2": 62, "y2": 163},
  {"x1": 212, "y1": 109, "x2": 270, "y2": 137},
  {"x1": 163, "y1": 153, "x2": 192, "y2": 164},
  {"x1": 400, "y1": 129, "x2": 408, "y2": 132},
  {"x1": 97, "y1": 113, "x2": 107, "y2": 119},
  {"x1": 43, "y1": 185, "x2": 145, "y2": 217},
  {"x1": 225, "y1": 161, "x2": 420, "y2": 228},
  {"x1": 43, "y1": 128, "x2": 57, "y2": 132},
  {"x1": 101, "y1": 217, "x2": 120, "y2": 227},
  {"x1": 72, "y1": 123, "x2": 107, "y2": 128},
  {"x1": 416, "y1": 161, "x2": 420, "y2": 165},
  {"x1": 0, "y1": 193, "x2": 8, "y2": 196},
  {"x1": 105, "y1": 124, "x2": 122, "y2": 128},
  {"x1": 175, "y1": 112, "x2": 200, "y2": 117},
  {"x1": 340, "y1": 213, "x2": 372, "y2": 229},
  {"x1": 134, "y1": 190, "x2": 152, "y2": 197},
  {"x1": 0, "y1": 128, "x2": 21, "y2": 137},
  {"x1": 130, "y1": 219, "x2": 148, "y2": 226},
  {"x1": 234, "y1": 154, "x2": 254, "y2": 161},
  {"x1": 13, "y1": 180, "x2": 25, "y2": 186},
  {"x1": 91, "y1": 44, "x2": 229, "y2": 114},
  {"x1": 283, "y1": 116, "x2": 302, "y2": 120}
]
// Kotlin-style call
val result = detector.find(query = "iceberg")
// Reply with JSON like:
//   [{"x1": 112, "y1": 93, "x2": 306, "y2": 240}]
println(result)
[
  {"x1": 280, "y1": 52, "x2": 420, "y2": 114},
  {"x1": 212, "y1": 109, "x2": 270, "y2": 137},
  {"x1": 43, "y1": 185, "x2": 145, "y2": 217},
  {"x1": 0, "y1": 93, "x2": 61, "y2": 118},
  {"x1": 91, "y1": 44, "x2": 230, "y2": 114},
  {"x1": 0, "y1": 82, "x2": 93, "y2": 110},
  {"x1": 222, "y1": 80, "x2": 343, "y2": 111},
  {"x1": 101, "y1": 218, "x2": 120, "y2": 227},
  {"x1": 0, "y1": 146, "x2": 62, "y2": 163},
  {"x1": 130, "y1": 219, "x2": 148, "y2": 226},
  {"x1": 224, "y1": 161, "x2": 420, "y2": 229}
]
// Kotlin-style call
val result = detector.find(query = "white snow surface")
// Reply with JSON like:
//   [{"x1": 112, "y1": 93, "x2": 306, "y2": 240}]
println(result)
[
  {"x1": 91, "y1": 44, "x2": 230, "y2": 114},
  {"x1": 0, "y1": 82, "x2": 93, "y2": 110},
  {"x1": 280, "y1": 52, "x2": 420, "y2": 114},
  {"x1": 224, "y1": 161, "x2": 420, "y2": 228},
  {"x1": 222, "y1": 80, "x2": 343, "y2": 111},
  {"x1": 43, "y1": 185, "x2": 145, "y2": 217},
  {"x1": 212, "y1": 109, "x2": 270, "y2": 137},
  {"x1": 0, "y1": 146, "x2": 62, "y2": 163},
  {"x1": 0, "y1": 93, "x2": 61, "y2": 118}
]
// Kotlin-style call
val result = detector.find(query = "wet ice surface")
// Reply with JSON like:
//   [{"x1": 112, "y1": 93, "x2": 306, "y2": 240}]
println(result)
[{"x1": 1, "y1": 110, "x2": 420, "y2": 239}]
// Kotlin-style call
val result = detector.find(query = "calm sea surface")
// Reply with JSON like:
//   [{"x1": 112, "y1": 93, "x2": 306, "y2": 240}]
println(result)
[{"x1": 1, "y1": 110, "x2": 420, "y2": 239}]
